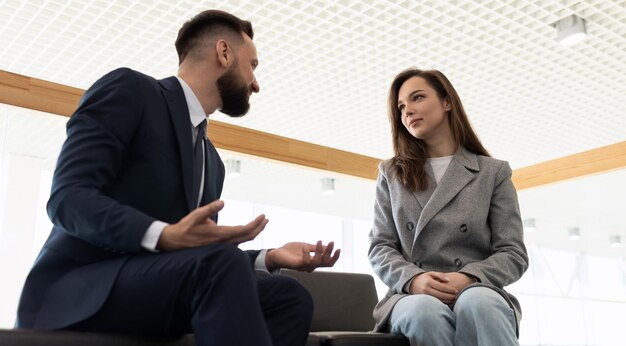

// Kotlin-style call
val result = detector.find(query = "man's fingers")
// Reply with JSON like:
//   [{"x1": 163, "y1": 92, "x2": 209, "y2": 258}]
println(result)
[
  {"x1": 244, "y1": 214, "x2": 268, "y2": 229},
  {"x1": 222, "y1": 217, "x2": 268, "y2": 244},
  {"x1": 321, "y1": 241, "x2": 334, "y2": 262},
  {"x1": 237, "y1": 218, "x2": 268, "y2": 243},
  {"x1": 300, "y1": 241, "x2": 322, "y2": 272},
  {"x1": 310, "y1": 241, "x2": 323, "y2": 264},
  {"x1": 300, "y1": 245, "x2": 315, "y2": 272},
  {"x1": 189, "y1": 200, "x2": 225, "y2": 223},
  {"x1": 327, "y1": 249, "x2": 341, "y2": 266}
]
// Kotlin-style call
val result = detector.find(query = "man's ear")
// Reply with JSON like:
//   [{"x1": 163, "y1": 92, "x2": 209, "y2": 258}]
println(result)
[{"x1": 215, "y1": 39, "x2": 232, "y2": 68}]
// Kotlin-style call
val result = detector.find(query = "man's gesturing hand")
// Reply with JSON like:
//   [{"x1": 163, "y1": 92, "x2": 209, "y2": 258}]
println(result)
[
  {"x1": 265, "y1": 241, "x2": 341, "y2": 272},
  {"x1": 157, "y1": 200, "x2": 268, "y2": 251}
]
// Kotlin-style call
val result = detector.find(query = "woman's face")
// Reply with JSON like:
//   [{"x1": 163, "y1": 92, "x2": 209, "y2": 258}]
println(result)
[{"x1": 397, "y1": 76, "x2": 451, "y2": 142}]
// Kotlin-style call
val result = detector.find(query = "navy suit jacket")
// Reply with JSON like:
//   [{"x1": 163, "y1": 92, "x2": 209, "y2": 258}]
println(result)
[{"x1": 17, "y1": 68, "x2": 259, "y2": 329}]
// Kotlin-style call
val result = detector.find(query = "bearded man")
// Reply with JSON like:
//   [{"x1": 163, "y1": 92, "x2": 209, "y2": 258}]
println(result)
[{"x1": 16, "y1": 9, "x2": 339, "y2": 346}]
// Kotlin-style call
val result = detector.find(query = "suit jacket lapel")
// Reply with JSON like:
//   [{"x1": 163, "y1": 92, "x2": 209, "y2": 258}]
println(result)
[
  {"x1": 415, "y1": 147, "x2": 479, "y2": 238},
  {"x1": 159, "y1": 76, "x2": 195, "y2": 211}
]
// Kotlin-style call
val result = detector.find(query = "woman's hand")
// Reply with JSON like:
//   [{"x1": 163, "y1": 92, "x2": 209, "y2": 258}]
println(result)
[
  {"x1": 444, "y1": 272, "x2": 476, "y2": 292},
  {"x1": 409, "y1": 272, "x2": 458, "y2": 304}
]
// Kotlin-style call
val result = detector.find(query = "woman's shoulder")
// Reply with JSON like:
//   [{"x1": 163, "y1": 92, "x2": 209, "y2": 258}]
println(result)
[
  {"x1": 381, "y1": 157, "x2": 394, "y2": 167},
  {"x1": 476, "y1": 154, "x2": 508, "y2": 167},
  {"x1": 474, "y1": 154, "x2": 512, "y2": 179},
  {"x1": 379, "y1": 157, "x2": 400, "y2": 177}
]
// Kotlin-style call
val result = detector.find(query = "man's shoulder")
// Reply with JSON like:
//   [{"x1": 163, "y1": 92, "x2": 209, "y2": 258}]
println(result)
[
  {"x1": 101, "y1": 67, "x2": 158, "y2": 84},
  {"x1": 85, "y1": 68, "x2": 169, "y2": 97}
]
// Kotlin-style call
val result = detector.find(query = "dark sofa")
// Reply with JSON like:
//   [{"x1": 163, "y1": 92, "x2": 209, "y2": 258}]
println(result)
[{"x1": 0, "y1": 270, "x2": 408, "y2": 345}]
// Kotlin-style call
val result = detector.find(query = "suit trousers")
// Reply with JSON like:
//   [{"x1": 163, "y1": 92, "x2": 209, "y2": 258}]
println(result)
[
  {"x1": 388, "y1": 287, "x2": 519, "y2": 346},
  {"x1": 63, "y1": 244, "x2": 313, "y2": 346}
]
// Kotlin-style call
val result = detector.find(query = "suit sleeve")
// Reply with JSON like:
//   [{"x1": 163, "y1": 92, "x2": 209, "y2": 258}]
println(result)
[
  {"x1": 368, "y1": 163, "x2": 423, "y2": 293},
  {"x1": 459, "y1": 161, "x2": 529, "y2": 287},
  {"x1": 47, "y1": 68, "x2": 156, "y2": 253}
]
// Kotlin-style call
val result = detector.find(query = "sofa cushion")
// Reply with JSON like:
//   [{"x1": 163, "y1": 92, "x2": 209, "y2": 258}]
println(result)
[
  {"x1": 0, "y1": 329, "x2": 195, "y2": 345},
  {"x1": 0, "y1": 329, "x2": 322, "y2": 346},
  {"x1": 312, "y1": 331, "x2": 409, "y2": 346}
]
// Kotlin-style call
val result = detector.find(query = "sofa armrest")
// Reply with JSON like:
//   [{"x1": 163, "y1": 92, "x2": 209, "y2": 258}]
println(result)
[{"x1": 279, "y1": 270, "x2": 379, "y2": 332}]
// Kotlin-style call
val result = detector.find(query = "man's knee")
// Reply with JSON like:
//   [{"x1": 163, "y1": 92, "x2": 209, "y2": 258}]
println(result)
[
  {"x1": 186, "y1": 244, "x2": 256, "y2": 295},
  {"x1": 193, "y1": 244, "x2": 251, "y2": 272},
  {"x1": 266, "y1": 276, "x2": 313, "y2": 316},
  {"x1": 287, "y1": 277, "x2": 314, "y2": 318}
]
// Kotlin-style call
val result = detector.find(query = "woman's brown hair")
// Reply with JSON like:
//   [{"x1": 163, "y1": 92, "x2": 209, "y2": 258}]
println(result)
[{"x1": 388, "y1": 68, "x2": 490, "y2": 191}]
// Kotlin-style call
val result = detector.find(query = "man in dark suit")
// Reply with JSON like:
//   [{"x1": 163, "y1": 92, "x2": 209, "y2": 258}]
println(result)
[{"x1": 16, "y1": 9, "x2": 340, "y2": 346}]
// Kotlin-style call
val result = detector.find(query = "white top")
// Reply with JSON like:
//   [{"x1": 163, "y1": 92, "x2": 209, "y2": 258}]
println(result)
[{"x1": 428, "y1": 155, "x2": 453, "y2": 184}]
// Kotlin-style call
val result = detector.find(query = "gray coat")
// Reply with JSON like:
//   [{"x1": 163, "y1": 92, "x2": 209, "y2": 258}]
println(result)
[{"x1": 368, "y1": 147, "x2": 529, "y2": 333}]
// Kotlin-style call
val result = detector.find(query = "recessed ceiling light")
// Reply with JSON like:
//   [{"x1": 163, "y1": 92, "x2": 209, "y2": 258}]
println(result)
[
  {"x1": 554, "y1": 14, "x2": 588, "y2": 46},
  {"x1": 568, "y1": 227, "x2": 581, "y2": 240},
  {"x1": 321, "y1": 177, "x2": 335, "y2": 196},
  {"x1": 225, "y1": 159, "x2": 241, "y2": 178},
  {"x1": 523, "y1": 218, "x2": 536, "y2": 232},
  {"x1": 609, "y1": 235, "x2": 623, "y2": 248}
]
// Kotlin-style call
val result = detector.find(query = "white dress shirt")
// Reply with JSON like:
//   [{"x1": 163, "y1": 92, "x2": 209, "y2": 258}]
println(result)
[{"x1": 140, "y1": 77, "x2": 269, "y2": 272}]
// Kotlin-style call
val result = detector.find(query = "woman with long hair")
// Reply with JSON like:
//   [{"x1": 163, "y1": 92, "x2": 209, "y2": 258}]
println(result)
[{"x1": 369, "y1": 68, "x2": 529, "y2": 345}]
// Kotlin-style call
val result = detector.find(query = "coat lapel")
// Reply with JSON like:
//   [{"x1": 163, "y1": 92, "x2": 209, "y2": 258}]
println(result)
[
  {"x1": 159, "y1": 76, "x2": 194, "y2": 211},
  {"x1": 414, "y1": 147, "x2": 479, "y2": 238}
]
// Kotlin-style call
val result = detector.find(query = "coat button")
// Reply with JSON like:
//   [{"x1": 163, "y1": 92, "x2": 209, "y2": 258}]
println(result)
[
  {"x1": 454, "y1": 258, "x2": 462, "y2": 267},
  {"x1": 406, "y1": 222, "x2": 414, "y2": 231},
  {"x1": 460, "y1": 224, "x2": 468, "y2": 232}
]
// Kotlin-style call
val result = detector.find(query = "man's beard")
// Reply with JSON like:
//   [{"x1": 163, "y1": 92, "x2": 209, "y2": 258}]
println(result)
[{"x1": 217, "y1": 61, "x2": 251, "y2": 117}]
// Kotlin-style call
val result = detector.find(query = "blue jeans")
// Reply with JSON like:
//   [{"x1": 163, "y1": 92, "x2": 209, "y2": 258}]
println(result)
[{"x1": 389, "y1": 287, "x2": 518, "y2": 346}]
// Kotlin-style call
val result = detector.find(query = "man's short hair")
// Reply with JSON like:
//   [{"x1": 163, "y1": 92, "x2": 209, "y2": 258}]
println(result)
[{"x1": 175, "y1": 10, "x2": 254, "y2": 65}]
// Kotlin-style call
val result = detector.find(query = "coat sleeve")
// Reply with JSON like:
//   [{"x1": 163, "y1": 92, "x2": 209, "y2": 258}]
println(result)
[
  {"x1": 368, "y1": 162, "x2": 423, "y2": 293},
  {"x1": 459, "y1": 161, "x2": 529, "y2": 287},
  {"x1": 47, "y1": 68, "x2": 156, "y2": 253}
]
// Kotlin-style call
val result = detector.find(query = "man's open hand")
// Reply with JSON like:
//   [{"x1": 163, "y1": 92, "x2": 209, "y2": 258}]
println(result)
[
  {"x1": 157, "y1": 200, "x2": 268, "y2": 251},
  {"x1": 265, "y1": 241, "x2": 341, "y2": 272}
]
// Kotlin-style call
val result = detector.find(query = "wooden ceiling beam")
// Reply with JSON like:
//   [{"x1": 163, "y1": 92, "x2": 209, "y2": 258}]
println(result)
[{"x1": 2, "y1": 69, "x2": 625, "y2": 188}]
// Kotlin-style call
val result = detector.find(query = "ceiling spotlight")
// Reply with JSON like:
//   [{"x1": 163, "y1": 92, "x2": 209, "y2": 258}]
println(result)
[
  {"x1": 321, "y1": 178, "x2": 335, "y2": 196},
  {"x1": 523, "y1": 218, "x2": 536, "y2": 232},
  {"x1": 554, "y1": 14, "x2": 587, "y2": 46},
  {"x1": 568, "y1": 227, "x2": 581, "y2": 241},
  {"x1": 609, "y1": 235, "x2": 623, "y2": 248},
  {"x1": 224, "y1": 159, "x2": 241, "y2": 179}
]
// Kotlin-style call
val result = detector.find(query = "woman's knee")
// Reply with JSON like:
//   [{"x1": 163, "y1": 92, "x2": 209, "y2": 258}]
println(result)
[
  {"x1": 389, "y1": 294, "x2": 455, "y2": 342},
  {"x1": 454, "y1": 287, "x2": 508, "y2": 316},
  {"x1": 391, "y1": 294, "x2": 451, "y2": 326}
]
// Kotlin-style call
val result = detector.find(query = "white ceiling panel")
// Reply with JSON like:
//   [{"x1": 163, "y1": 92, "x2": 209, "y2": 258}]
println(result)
[
  {"x1": 1, "y1": 0, "x2": 625, "y2": 168},
  {"x1": 0, "y1": 1, "x2": 625, "y2": 258}
]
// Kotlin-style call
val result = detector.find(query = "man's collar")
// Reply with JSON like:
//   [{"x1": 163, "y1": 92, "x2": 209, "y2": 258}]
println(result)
[{"x1": 176, "y1": 76, "x2": 208, "y2": 127}]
